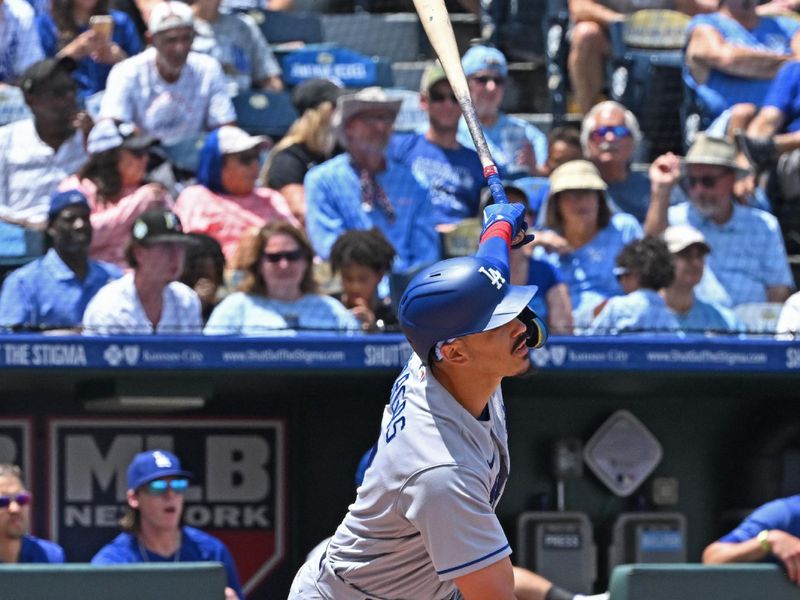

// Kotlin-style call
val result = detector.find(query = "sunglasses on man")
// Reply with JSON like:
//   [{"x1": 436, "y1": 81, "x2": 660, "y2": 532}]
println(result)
[
  {"x1": 0, "y1": 492, "x2": 31, "y2": 508},
  {"x1": 589, "y1": 125, "x2": 631, "y2": 141},
  {"x1": 145, "y1": 479, "x2": 189, "y2": 496}
]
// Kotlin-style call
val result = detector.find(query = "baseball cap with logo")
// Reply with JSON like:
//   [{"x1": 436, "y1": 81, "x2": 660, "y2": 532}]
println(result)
[
  {"x1": 18, "y1": 57, "x2": 77, "y2": 94},
  {"x1": 663, "y1": 224, "x2": 711, "y2": 255},
  {"x1": 87, "y1": 119, "x2": 156, "y2": 155},
  {"x1": 48, "y1": 189, "x2": 89, "y2": 221},
  {"x1": 216, "y1": 125, "x2": 269, "y2": 155},
  {"x1": 461, "y1": 45, "x2": 508, "y2": 78},
  {"x1": 127, "y1": 449, "x2": 193, "y2": 490},
  {"x1": 131, "y1": 209, "x2": 187, "y2": 245},
  {"x1": 148, "y1": 0, "x2": 193, "y2": 35}
]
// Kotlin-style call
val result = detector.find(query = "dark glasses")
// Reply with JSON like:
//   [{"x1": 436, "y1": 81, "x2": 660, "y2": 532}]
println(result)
[
  {"x1": 0, "y1": 492, "x2": 31, "y2": 508},
  {"x1": 590, "y1": 125, "x2": 631, "y2": 140},
  {"x1": 235, "y1": 152, "x2": 260, "y2": 164},
  {"x1": 470, "y1": 75, "x2": 506, "y2": 86},
  {"x1": 429, "y1": 89, "x2": 458, "y2": 104},
  {"x1": 683, "y1": 174, "x2": 725, "y2": 189},
  {"x1": 146, "y1": 479, "x2": 189, "y2": 495},
  {"x1": 262, "y1": 249, "x2": 305, "y2": 263}
]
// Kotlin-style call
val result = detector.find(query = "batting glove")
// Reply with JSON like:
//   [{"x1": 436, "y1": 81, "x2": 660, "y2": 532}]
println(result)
[{"x1": 482, "y1": 203, "x2": 534, "y2": 248}]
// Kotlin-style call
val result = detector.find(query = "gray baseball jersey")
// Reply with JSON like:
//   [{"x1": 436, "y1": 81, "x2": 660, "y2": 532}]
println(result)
[{"x1": 289, "y1": 353, "x2": 512, "y2": 599}]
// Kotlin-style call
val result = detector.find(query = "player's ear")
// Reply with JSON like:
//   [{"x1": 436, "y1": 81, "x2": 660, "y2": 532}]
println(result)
[
  {"x1": 440, "y1": 340, "x2": 469, "y2": 365},
  {"x1": 127, "y1": 489, "x2": 140, "y2": 510}
]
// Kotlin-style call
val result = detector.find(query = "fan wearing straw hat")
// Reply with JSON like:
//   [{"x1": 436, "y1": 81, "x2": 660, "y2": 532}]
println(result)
[
  {"x1": 304, "y1": 87, "x2": 440, "y2": 275},
  {"x1": 646, "y1": 134, "x2": 793, "y2": 308}
]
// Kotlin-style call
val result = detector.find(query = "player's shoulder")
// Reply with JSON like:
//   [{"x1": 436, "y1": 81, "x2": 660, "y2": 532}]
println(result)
[
  {"x1": 91, "y1": 532, "x2": 137, "y2": 563},
  {"x1": 23, "y1": 535, "x2": 66, "y2": 563},
  {"x1": 182, "y1": 526, "x2": 229, "y2": 552}
]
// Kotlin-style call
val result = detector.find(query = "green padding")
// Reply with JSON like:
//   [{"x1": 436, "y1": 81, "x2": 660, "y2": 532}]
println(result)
[
  {"x1": 609, "y1": 564, "x2": 800, "y2": 600},
  {"x1": 0, "y1": 562, "x2": 227, "y2": 600}
]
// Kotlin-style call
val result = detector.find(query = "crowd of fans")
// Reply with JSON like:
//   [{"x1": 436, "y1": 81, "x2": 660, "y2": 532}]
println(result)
[{"x1": 1, "y1": 0, "x2": 800, "y2": 337}]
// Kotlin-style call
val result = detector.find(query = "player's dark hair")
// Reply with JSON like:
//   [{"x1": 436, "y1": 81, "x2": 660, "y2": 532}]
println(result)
[
  {"x1": 616, "y1": 236, "x2": 675, "y2": 290},
  {"x1": 329, "y1": 228, "x2": 396, "y2": 275}
]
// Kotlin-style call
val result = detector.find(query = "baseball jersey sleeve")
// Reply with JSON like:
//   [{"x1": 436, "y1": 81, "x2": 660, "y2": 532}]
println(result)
[
  {"x1": 0, "y1": 267, "x2": 33, "y2": 327},
  {"x1": 398, "y1": 465, "x2": 511, "y2": 581}
]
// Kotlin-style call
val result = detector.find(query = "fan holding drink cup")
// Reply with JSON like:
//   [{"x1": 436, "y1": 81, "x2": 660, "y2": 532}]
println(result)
[{"x1": 36, "y1": 0, "x2": 142, "y2": 98}]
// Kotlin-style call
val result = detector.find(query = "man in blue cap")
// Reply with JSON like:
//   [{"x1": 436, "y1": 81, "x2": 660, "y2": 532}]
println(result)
[
  {"x1": 457, "y1": 45, "x2": 548, "y2": 180},
  {"x1": 92, "y1": 449, "x2": 243, "y2": 600},
  {"x1": 0, "y1": 190, "x2": 121, "y2": 331}
]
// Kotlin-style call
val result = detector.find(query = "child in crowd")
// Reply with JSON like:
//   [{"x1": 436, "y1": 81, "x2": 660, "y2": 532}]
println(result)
[
  {"x1": 329, "y1": 229, "x2": 398, "y2": 332},
  {"x1": 179, "y1": 233, "x2": 226, "y2": 323}
]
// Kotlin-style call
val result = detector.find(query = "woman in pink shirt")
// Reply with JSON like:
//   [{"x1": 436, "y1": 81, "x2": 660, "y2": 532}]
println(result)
[
  {"x1": 61, "y1": 119, "x2": 171, "y2": 268},
  {"x1": 174, "y1": 125, "x2": 299, "y2": 265}
]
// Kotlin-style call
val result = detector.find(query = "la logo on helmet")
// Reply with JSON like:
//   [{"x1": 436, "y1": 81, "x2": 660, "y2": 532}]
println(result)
[{"x1": 478, "y1": 266, "x2": 505, "y2": 290}]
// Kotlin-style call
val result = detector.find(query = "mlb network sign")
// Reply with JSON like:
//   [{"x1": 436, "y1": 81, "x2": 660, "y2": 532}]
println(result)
[
  {"x1": 0, "y1": 419, "x2": 32, "y2": 486},
  {"x1": 48, "y1": 419, "x2": 286, "y2": 595}
]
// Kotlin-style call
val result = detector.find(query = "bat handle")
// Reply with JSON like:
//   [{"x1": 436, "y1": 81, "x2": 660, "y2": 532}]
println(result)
[{"x1": 484, "y1": 166, "x2": 508, "y2": 205}]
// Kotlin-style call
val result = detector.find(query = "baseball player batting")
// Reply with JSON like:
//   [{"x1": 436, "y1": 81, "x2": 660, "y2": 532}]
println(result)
[{"x1": 287, "y1": 193, "x2": 573, "y2": 599}]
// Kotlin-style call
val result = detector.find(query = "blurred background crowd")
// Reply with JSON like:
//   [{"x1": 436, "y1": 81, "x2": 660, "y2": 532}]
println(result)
[{"x1": 2, "y1": 0, "x2": 800, "y2": 338}]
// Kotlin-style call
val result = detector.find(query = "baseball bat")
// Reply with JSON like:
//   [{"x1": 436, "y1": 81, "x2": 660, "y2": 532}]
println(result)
[{"x1": 412, "y1": 0, "x2": 508, "y2": 205}]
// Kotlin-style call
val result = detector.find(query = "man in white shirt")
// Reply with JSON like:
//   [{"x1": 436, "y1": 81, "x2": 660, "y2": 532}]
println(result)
[
  {"x1": 83, "y1": 208, "x2": 202, "y2": 334},
  {"x1": 99, "y1": 0, "x2": 235, "y2": 146},
  {"x1": 0, "y1": 0, "x2": 44, "y2": 83},
  {"x1": 0, "y1": 57, "x2": 89, "y2": 228}
]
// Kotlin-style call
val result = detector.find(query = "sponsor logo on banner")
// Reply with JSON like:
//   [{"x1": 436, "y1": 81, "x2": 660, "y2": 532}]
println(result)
[
  {"x1": 2, "y1": 343, "x2": 87, "y2": 366},
  {"x1": 363, "y1": 341, "x2": 413, "y2": 368},
  {"x1": 531, "y1": 345, "x2": 568, "y2": 368},
  {"x1": 49, "y1": 419, "x2": 286, "y2": 595}
]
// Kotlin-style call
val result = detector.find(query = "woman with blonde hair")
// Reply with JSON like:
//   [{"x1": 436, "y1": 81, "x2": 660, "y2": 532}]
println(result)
[{"x1": 260, "y1": 78, "x2": 343, "y2": 225}]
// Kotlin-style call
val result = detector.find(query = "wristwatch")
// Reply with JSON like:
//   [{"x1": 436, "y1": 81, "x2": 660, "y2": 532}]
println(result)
[{"x1": 757, "y1": 529, "x2": 771, "y2": 553}]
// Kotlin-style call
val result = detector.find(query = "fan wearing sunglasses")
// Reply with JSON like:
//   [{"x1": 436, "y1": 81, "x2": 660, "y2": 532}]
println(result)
[
  {"x1": 204, "y1": 221, "x2": 359, "y2": 335},
  {"x1": 175, "y1": 125, "x2": 299, "y2": 266},
  {"x1": 92, "y1": 450, "x2": 243, "y2": 600},
  {"x1": 60, "y1": 119, "x2": 170, "y2": 269},
  {"x1": 0, "y1": 464, "x2": 65, "y2": 564},
  {"x1": 387, "y1": 62, "x2": 484, "y2": 226},
  {"x1": 645, "y1": 134, "x2": 793, "y2": 308},
  {"x1": 580, "y1": 101, "x2": 667, "y2": 224},
  {"x1": 456, "y1": 45, "x2": 548, "y2": 179}
]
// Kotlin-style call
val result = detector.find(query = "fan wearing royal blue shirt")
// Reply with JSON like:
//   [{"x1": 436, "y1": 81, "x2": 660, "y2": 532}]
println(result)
[
  {"x1": 91, "y1": 450, "x2": 243, "y2": 600},
  {"x1": 0, "y1": 464, "x2": 65, "y2": 564}
]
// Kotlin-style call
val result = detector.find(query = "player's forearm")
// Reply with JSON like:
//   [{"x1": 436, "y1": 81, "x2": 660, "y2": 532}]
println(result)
[{"x1": 702, "y1": 540, "x2": 767, "y2": 564}]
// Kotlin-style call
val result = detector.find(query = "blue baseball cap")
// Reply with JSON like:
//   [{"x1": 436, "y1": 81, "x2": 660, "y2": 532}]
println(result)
[
  {"x1": 48, "y1": 189, "x2": 89, "y2": 221},
  {"x1": 462, "y1": 45, "x2": 508, "y2": 78},
  {"x1": 127, "y1": 450, "x2": 193, "y2": 490}
]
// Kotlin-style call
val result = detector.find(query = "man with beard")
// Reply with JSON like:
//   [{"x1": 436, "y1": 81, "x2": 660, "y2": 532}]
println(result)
[
  {"x1": 304, "y1": 87, "x2": 439, "y2": 275},
  {"x1": 388, "y1": 62, "x2": 484, "y2": 226},
  {"x1": 0, "y1": 57, "x2": 89, "y2": 229},
  {"x1": 0, "y1": 464, "x2": 64, "y2": 563},
  {"x1": 0, "y1": 190, "x2": 121, "y2": 331},
  {"x1": 92, "y1": 450, "x2": 242, "y2": 600},
  {"x1": 645, "y1": 134, "x2": 793, "y2": 307}
]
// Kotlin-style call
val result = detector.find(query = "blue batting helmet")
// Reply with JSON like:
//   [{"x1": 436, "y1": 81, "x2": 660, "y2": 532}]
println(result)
[{"x1": 398, "y1": 256, "x2": 547, "y2": 363}]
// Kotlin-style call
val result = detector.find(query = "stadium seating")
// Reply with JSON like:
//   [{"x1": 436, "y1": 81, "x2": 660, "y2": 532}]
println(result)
[
  {"x1": 233, "y1": 90, "x2": 299, "y2": 138},
  {"x1": 245, "y1": 9, "x2": 323, "y2": 45}
]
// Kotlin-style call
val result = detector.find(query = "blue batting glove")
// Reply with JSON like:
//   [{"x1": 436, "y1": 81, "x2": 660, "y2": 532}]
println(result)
[{"x1": 482, "y1": 203, "x2": 533, "y2": 248}]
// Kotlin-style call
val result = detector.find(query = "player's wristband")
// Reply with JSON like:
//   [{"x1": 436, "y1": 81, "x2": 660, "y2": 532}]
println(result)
[
  {"x1": 480, "y1": 220, "x2": 512, "y2": 245},
  {"x1": 545, "y1": 584, "x2": 575, "y2": 600},
  {"x1": 757, "y1": 529, "x2": 771, "y2": 553}
]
